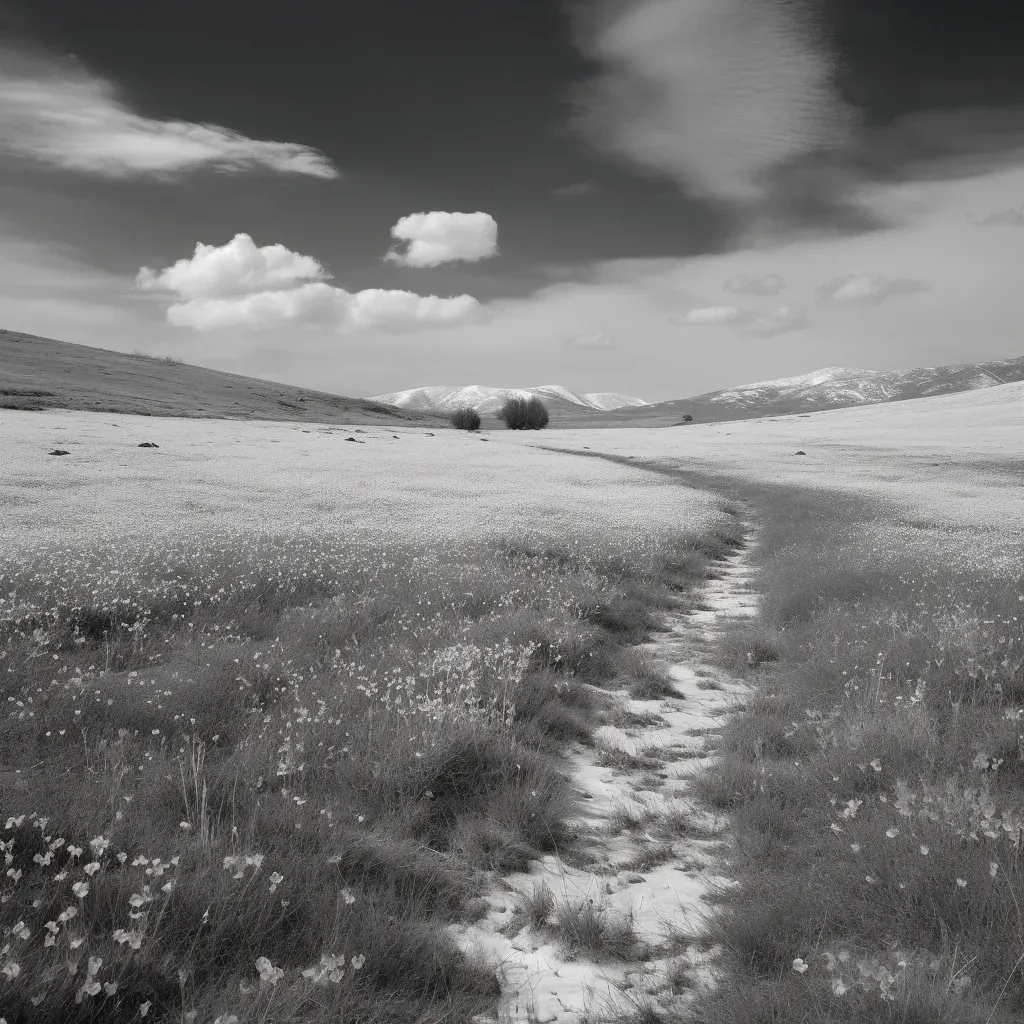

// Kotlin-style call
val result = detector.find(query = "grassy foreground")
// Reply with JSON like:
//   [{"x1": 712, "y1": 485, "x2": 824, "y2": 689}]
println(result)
[
  {"x1": 0, "y1": 518, "x2": 740, "y2": 1023},
  {"x1": 683, "y1": 483, "x2": 1024, "y2": 1024}
]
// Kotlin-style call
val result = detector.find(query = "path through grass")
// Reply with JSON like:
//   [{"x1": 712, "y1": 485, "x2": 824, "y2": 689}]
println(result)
[{"x1": 0, "y1": 520, "x2": 739, "y2": 1023}]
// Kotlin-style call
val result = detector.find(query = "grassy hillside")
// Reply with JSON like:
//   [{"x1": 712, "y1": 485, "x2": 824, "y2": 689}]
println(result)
[{"x1": 0, "y1": 330, "x2": 447, "y2": 427}]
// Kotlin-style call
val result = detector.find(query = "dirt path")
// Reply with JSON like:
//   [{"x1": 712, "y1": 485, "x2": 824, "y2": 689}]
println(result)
[{"x1": 455, "y1": 536, "x2": 758, "y2": 1023}]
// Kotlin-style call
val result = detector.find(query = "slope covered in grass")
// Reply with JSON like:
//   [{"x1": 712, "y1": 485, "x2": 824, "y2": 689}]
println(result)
[{"x1": 0, "y1": 330, "x2": 444, "y2": 426}]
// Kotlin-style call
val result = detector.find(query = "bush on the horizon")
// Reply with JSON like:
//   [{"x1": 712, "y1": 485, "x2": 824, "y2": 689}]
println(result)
[
  {"x1": 450, "y1": 406, "x2": 482, "y2": 431},
  {"x1": 130, "y1": 350, "x2": 184, "y2": 366},
  {"x1": 499, "y1": 396, "x2": 549, "y2": 430}
]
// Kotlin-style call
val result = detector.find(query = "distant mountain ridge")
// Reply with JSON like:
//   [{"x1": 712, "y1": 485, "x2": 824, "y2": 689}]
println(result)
[
  {"x1": 370, "y1": 384, "x2": 650, "y2": 415},
  {"x1": 566, "y1": 355, "x2": 1024, "y2": 427}
]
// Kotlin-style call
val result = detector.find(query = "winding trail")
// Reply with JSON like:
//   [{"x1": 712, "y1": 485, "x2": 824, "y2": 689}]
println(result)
[{"x1": 455, "y1": 533, "x2": 759, "y2": 1023}]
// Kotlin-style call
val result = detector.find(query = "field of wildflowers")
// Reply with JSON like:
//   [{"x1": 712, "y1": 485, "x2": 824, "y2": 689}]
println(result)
[
  {"x1": 0, "y1": 429, "x2": 735, "y2": 1024},
  {"x1": 0, "y1": 410, "x2": 723, "y2": 551},
  {"x1": 681, "y1": 482, "x2": 1024, "y2": 1024}
]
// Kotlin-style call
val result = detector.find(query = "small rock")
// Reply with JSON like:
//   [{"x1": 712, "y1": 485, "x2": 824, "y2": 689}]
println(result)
[
  {"x1": 354, "y1": 429, "x2": 367, "y2": 433},
  {"x1": 345, "y1": 437, "x2": 365, "y2": 443},
  {"x1": 425, "y1": 432, "x2": 435, "y2": 437},
  {"x1": 480, "y1": 437, "x2": 489, "y2": 441},
  {"x1": 137, "y1": 442, "x2": 160, "y2": 448},
  {"x1": 48, "y1": 449, "x2": 70, "y2": 456},
  {"x1": 393, "y1": 435, "x2": 400, "y2": 439},
  {"x1": 625, "y1": 874, "x2": 646, "y2": 884},
  {"x1": 794, "y1": 450, "x2": 806, "y2": 456}
]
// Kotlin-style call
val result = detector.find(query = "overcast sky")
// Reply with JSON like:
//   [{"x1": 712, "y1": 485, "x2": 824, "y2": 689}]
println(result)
[{"x1": 1, "y1": 0, "x2": 1022, "y2": 401}]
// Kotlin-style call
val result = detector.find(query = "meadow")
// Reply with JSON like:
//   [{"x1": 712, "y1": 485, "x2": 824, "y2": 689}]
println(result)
[
  {"x1": 2, "y1": 381, "x2": 1021, "y2": 1024},
  {"x1": 682, "y1": 481, "x2": 1024, "y2": 1024},
  {"x1": 0, "y1": 408, "x2": 734, "y2": 1023},
  {"x1": 515, "y1": 382, "x2": 1024, "y2": 1022}
]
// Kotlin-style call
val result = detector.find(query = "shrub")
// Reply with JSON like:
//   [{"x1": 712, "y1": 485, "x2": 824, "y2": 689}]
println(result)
[
  {"x1": 130, "y1": 350, "x2": 183, "y2": 365},
  {"x1": 449, "y1": 406, "x2": 482, "y2": 431},
  {"x1": 498, "y1": 396, "x2": 549, "y2": 430}
]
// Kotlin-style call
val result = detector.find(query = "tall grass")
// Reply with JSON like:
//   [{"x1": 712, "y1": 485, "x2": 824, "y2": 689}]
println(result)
[
  {"x1": 685, "y1": 482, "x2": 1024, "y2": 1024},
  {"x1": 129, "y1": 351, "x2": 184, "y2": 366},
  {"x1": 0, "y1": 520, "x2": 739, "y2": 1023}
]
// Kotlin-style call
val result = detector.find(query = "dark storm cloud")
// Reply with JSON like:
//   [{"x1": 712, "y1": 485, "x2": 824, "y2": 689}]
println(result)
[{"x1": 566, "y1": 0, "x2": 1024, "y2": 240}]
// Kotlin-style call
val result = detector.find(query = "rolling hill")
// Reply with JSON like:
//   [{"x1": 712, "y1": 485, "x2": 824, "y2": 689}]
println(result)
[
  {"x1": 0, "y1": 330, "x2": 447, "y2": 427},
  {"x1": 4, "y1": 328, "x2": 1020, "y2": 432}
]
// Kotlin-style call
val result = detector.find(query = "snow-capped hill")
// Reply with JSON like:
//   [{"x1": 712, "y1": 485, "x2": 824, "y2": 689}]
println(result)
[
  {"x1": 590, "y1": 355, "x2": 1024, "y2": 427},
  {"x1": 528, "y1": 385, "x2": 593, "y2": 407},
  {"x1": 708, "y1": 367, "x2": 877, "y2": 405},
  {"x1": 584, "y1": 392, "x2": 651, "y2": 411},
  {"x1": 370, "y1": 385, "x2": 649, "y2": 414}
]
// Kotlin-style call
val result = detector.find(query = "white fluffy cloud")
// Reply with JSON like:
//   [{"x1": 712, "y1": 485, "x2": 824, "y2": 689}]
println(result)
[
  {"x1": 742, "y1": 305, "x2": 810, "y2": 337},
  {"x1": 819, "y1": 273, "x2": 931, "y2": 305},
  {"x1": 0, "y1": 50, "x2": 338, "y2": 179},
  {"x1": 724, "y1": 273, "x2": 786, "y2": 296},
  {"x1": 671, "y1": 305, "x2": 749, "y2": 326},
  {"x1": 138, "y1": 235, "x2": 481, "y2": 332},
  {"x1": 384, "y1": 211, "x2": 498, "y2": 267},
  {"x1": 567, "y1": 0, "x2": 856, "y2": 202},
  {"x1": 136, "y1": 234, "x2": 329, "y2": 299}
]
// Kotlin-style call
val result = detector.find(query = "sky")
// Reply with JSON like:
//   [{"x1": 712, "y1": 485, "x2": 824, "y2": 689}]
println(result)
[{"x1": 0, "y1": 0, "x2": 1022, "y2": 402}]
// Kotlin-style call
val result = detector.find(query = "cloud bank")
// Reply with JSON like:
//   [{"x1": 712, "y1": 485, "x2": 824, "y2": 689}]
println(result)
[
  {"x1": 671, "y1": 305, "x2": 749, "y2": 326},
  {"x1": 819, "y1": 273, "x2": 932, "y2": 305},
  {"x1": 0, "y1": 50, "x2": 338, "y2": 179},
  {"x1": 384, "y1": 211, "x2": 498, "y2": 267},
  {"x1": 136, "y1": 234, "x2": 328, "y2": 299},
  {"x1": 724, "y1": 272, "x2": 787, "y2": 295},
  {"x1": 137, "y1": 234, "x2": 481, "y2": 332},
  {"x1": 741, "y1": 305, "x2": 810, "y2": 337},
  {"x1": 976, "y1": 207, "x2": 1024, "y2": 226},
  {"x1": 566, "y1": 0, "x2": 857, "y2": 204}
]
